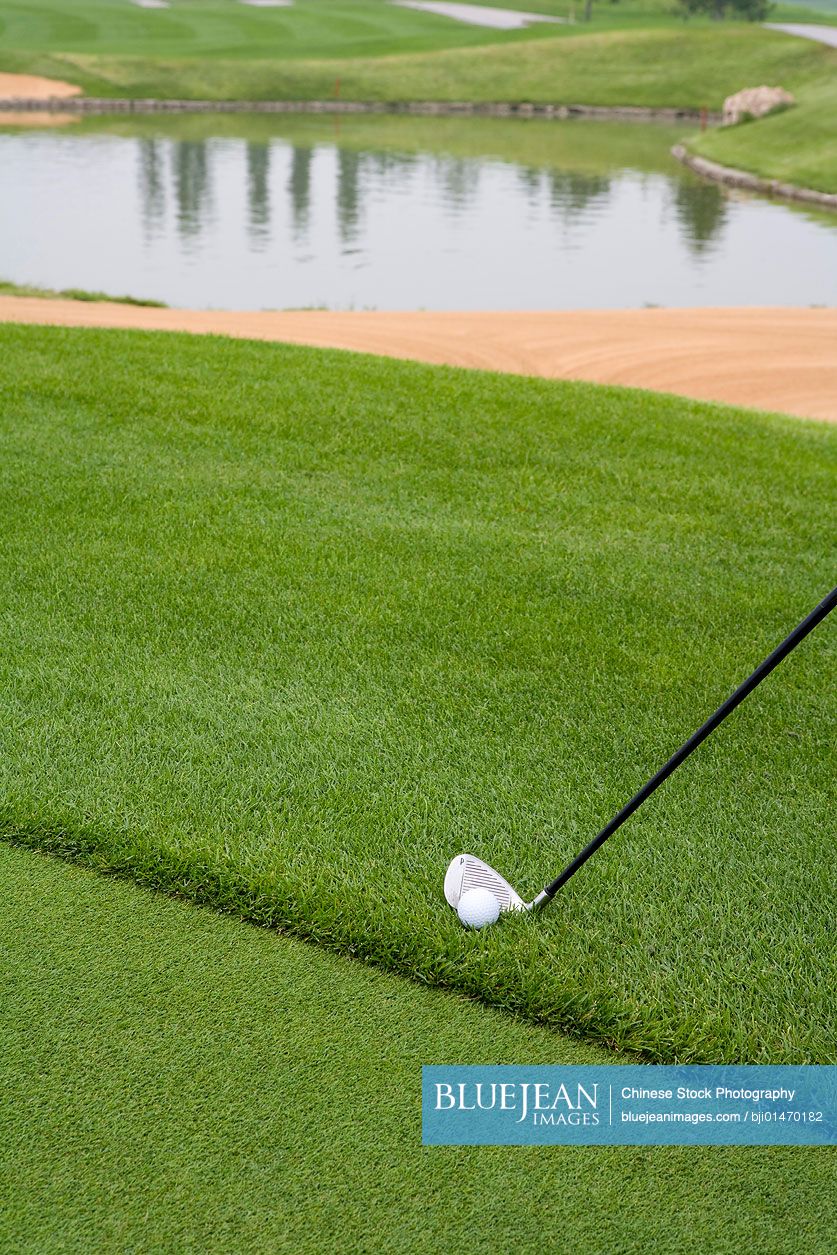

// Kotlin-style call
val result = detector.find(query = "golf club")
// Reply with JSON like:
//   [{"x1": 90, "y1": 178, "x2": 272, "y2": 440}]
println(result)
[{"x1": 445, "y1": 583, "x2": 837, "y2": 925}]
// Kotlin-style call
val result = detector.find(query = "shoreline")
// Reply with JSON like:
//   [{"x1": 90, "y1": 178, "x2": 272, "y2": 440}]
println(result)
[
  {"x1": 672, "y1": 144, "x2": 837, "y2": 211},
  {"x1": 0, "y1": 96, "x2": 716, "y2": 123},
  {"x1": 1, "y1": 298, "x2": 834, "y2": 424}
]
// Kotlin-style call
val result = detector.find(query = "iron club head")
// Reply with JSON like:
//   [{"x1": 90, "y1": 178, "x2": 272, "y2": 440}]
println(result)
[{"x1": 444, "y1": 852, "x2": 528, "y2": 915}]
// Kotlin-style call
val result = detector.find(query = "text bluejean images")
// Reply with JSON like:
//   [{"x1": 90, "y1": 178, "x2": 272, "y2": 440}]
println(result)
[{"x1": 422, "y1": 1067, "x2": 837, "y2": 1145}]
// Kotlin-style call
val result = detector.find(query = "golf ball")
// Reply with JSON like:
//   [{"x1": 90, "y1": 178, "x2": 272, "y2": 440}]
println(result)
[{"x1": 457, "y1": 887, "x2": 501, "y2": 930}]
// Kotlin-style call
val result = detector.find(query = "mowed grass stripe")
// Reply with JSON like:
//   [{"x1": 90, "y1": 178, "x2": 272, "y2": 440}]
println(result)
[
  {"x1": 0, "y1": 0, "x2": 564, "y2": 62},
  {"x1": 1, "y1": 324, "x2": 834, "y2": 1063},
  {"x1": 1, "y1": 840, "x2": 833, "y2": 1254},
  {"x1": 0, "y1": 3, "x2": 832, "y2": 106}
]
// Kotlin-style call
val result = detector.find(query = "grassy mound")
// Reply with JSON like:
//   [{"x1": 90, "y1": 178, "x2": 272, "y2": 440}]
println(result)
[
  {"x1": 5, "y1": 840, "x2": 833, "y2": 1252},
  {"x1": 689, "y1": 73, "x2": 837, "y2": 195},
  {"x1": 1, "y1": 324, "x2": 834, "y2": 1063}
]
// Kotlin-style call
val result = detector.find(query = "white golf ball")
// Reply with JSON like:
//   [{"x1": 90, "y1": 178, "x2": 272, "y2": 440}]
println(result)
[{"x1": 457, "y1": 887, "x2": 501, "y2": 930}]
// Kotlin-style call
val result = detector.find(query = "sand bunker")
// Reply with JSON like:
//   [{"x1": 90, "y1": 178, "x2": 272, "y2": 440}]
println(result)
[
  {"x1": 0, "y1": 300, "x2": 833, "y2": 423},
  {"x1": 0, "y1": 73, "x2": 82, "y2": 101}
]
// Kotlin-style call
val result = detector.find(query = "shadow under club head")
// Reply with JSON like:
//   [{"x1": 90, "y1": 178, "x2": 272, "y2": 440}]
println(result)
[{"x1": 444, "y1": 853, "x2": 527, "y2": 913}]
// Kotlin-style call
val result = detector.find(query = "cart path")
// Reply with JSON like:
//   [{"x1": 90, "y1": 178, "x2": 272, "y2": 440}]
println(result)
[
  {"x1": 1, "y1": 298, "x2": 835, "y2": 423},
  {"x1": 764, "y1": 23, "x2": 837, "y2": 49},
  {"x1": 392, "y1": 2, "x2": 563, "y2": 29}
]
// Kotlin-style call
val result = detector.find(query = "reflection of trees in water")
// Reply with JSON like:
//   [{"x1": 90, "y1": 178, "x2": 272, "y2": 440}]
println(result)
[
  {"x1": 246, "y1": 143, "x2": 271, "y2": 246},
  {"x1": 515, "y1": 166, "x2": 542, "y2": 198},
  {"x1": 337, "y1": 150, "x2": 418, "y2": 240},
  {"x1": 548, "y1": 171, "x2": 610, "y2": 216},
  {"x1": 288, "y1": 146, "x2": 313, "y2": 238},
  {"x1": 172, "y1": 141, "x2": 210, "y2": 238},
  {"x1": 365, "y1": 151, "x2": 416, "y2": 178},
  {"x1": 513, "y1": 165, "x2": 612, "y2": 221},
  {"x1": 138, "y1": 139, "x2": 165, "y2": 236},
  {"x1": 433, "y1": 155, "x2": 481, "y2": 211},
  {"x1": 133, "y1": 137, "x2": 735, "y2": 279},
  {"x1": 673, "y1": 180, "x2": 728, "y2": 255},
  {"x1": 337, "y1": 149, "x2": 362, "y2": 244}
]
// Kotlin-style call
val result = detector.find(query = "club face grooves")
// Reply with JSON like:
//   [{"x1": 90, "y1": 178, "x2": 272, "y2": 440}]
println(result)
[{"x1": 444, "y1": 853, "x2": 526, "y2": 913}]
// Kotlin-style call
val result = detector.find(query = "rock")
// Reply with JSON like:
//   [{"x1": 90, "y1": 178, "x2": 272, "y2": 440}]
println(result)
[{"x1": 722, "y1": 86, "x2": 795, "y2": 126}]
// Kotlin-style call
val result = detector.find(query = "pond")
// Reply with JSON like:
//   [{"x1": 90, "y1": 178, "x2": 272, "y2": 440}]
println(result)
[{"x1": 1, "y1": 112, "x2": 835, "y2": 310}]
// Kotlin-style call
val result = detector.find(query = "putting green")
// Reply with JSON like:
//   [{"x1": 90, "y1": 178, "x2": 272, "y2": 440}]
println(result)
[{"x1": 0, "y1": 840, "x2": 831, "y2": 1253}]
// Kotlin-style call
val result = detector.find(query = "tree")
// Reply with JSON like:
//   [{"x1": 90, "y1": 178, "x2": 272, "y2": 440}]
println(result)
[
  {"x1": 679, "y1": 0, "x2": 772, "y2": 19},
  {"x1": 579, "y1": 0, "x2": 619, "y2": 23}
]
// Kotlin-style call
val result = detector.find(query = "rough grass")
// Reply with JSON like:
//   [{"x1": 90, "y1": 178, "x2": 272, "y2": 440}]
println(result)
[
  {"x1": 690, "y1": 74, "x2": 837, "y2": 194},
  {"x1": 1, "y1": 324, "x2": 835, "y2": 1064},
  {"x1": 4, "y1": 840, "x2": 834, "y2": 1254},
  {"x1": 0, "y1": 276, "x2": 166, "y2": 306}
]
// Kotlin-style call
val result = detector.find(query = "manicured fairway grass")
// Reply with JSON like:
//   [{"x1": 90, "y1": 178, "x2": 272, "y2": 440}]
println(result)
[
  {"x1": 0, "y1": 0, "x2": 559, "y2": 62},
  {"x1": 1, "y1": 325, "x2": 835, "y2": 1064},
  {"x1": 1, "y1": 841, "x2": 832, "y2": 1254},
  {"x1": 0, "y1": 0, "x2": 832, "y2": 110}
]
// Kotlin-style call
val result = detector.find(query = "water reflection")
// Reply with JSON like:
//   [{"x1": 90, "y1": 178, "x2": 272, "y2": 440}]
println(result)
[
  {"x1": 435, "y1": 155, "x2": 482, "y2": 212},
  {"x1": 246, "y1": 143, "x2": 271, "y2": 246},
  {"x1": 672, "y1": 180, "x2": 728, "y2": 256},
  {"x1": 3, "y1": 120, "x2": 835, "y2": 310},
  {"x1": 138, "y1": 138, "x2": 166, "y2": 237},
  {"x1": 288, "y1": 145, "x2": 313, "y2": 238},
  {"x1": 139, "y1": 138, "x2": 622, "y2": 245},
  {"x1": 549, "y1": 171, "x2": 610, "y2": 215},
  {"x1": 173, "y1": 141, "x2": 211, "y2": 240},
  {"x1": 337, "y1": 149, "x2": 362, "y2": 244}
]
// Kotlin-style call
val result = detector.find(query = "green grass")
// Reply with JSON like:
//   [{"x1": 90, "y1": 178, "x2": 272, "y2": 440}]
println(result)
[
  {"x1": 689, "y1": 74, "x2": 837, "y2": 194},
  {"x1": 0, "y1": 0, "x2": 566, "y2": 62},
  {"x1": 2, "y1": 839, "x2": 834, "y2": 1254},
  {"x1": 0, "y1": 276, "x2": 166, "y2": 306},
  {"x1": 0, "y1": 1, "x2": 832, "y2": 110},
  {"x1": 2, "y1": 324, "x2": 835, "y2": 1064}
]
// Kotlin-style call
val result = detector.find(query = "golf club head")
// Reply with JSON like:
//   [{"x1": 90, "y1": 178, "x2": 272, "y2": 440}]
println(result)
[{"x1": 444, "y1": 853, "x2": 527, "y2": 914}]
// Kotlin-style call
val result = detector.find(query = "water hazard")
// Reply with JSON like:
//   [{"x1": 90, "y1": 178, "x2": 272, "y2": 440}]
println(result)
[{"x1": 1, "y1": 113, "x2": 834, "y2": 309}]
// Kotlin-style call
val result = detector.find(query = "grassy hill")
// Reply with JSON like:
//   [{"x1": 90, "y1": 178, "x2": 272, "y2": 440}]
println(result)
[{"x1": 688, "y1": 73, "x2": 837, "y2": 194}]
